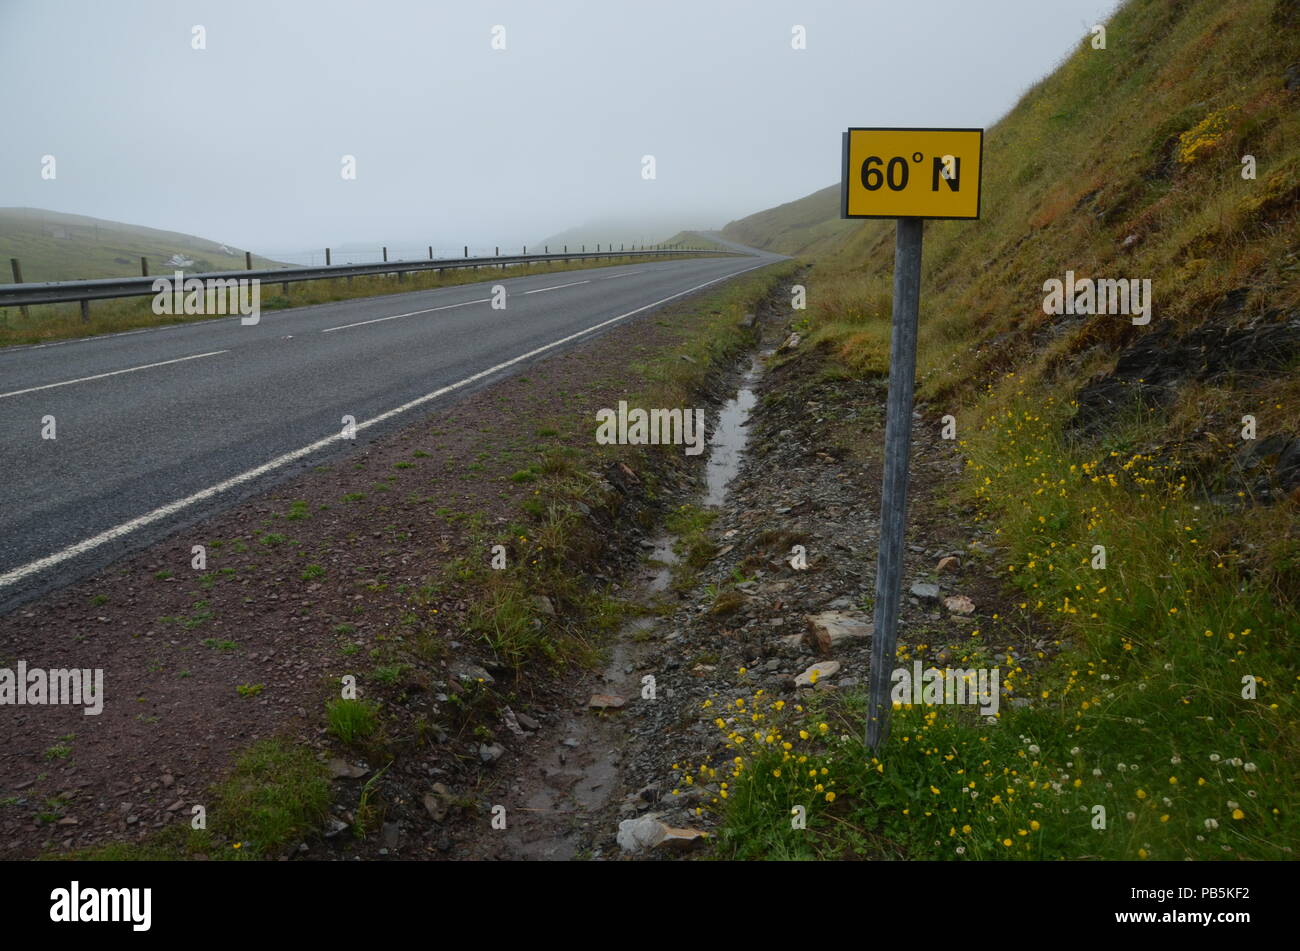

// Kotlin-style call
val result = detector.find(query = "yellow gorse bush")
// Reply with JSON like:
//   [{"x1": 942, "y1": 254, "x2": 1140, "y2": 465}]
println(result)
[{"x1": 1176, "y1": 106, "x2": 1237, "y2": 165}]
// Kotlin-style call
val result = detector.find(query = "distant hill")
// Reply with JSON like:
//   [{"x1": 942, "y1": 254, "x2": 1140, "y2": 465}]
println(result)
[
  {"x1": 720, "y1": 184, "x2": 857, "y2": 258},
  {"x1": 536, "y1": 214, "x2": 724, "y2": 252},
  {"x1": 0, "y1": 208, "x2": 287, "y2": 283}
]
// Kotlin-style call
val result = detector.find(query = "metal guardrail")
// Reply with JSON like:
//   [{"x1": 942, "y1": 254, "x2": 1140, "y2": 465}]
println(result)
[{"x1": 0, "y1": 247, "x2": 739, "y2": 309}]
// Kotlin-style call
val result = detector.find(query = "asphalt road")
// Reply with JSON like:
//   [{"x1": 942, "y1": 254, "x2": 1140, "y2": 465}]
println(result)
[{"x1": 0, "y1": 239, "x2": 783, "y2": 611}]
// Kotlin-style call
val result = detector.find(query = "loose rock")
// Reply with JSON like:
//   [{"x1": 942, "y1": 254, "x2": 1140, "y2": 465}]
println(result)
[
  {"x1": 805, "y1": 610, "x2": 871, "y2": 655},
  {"x1": 944, "y1": 595, "x2": 975, "y2": 615},
  {"x1": 794, "y1": 660, "x2": 841, "y2": 687}
]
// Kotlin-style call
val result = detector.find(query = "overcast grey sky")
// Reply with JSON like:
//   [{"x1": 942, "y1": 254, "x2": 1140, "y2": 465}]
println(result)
[{"x1": 1, "y1": 0, "x2": 1121, "y2": 255}]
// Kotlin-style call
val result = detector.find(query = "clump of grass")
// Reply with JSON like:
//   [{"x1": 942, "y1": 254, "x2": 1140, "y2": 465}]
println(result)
[
  {"x1": 467, "y1": 582, "x2": 546, "y2": 668},
  {"x1": 665, "y1": 504, "x2": 719, "y2": 589},
  {"x1": 708, "y1": 589, "x2": 746, "y2": 616},
  {"x1": 211, "y1": 740, "x2": 330, "y2": 857},
  {"x1": 68, "y1": 738, "x2": 331, "y2": 861},
  {"x1": 326, "y1": 697, "x2": 379, "y2": 745},
  {"x1": 373, "y1": 664, "x2": 407, "y2": 684}
]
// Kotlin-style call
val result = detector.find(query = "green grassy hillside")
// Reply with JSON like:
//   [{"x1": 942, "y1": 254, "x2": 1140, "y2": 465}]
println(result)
[
  {"x1": 0, "y1": 208, "x2": 286, "y2": 282},
  {"x1": 717, "y1": 0, "x2": 1299, "y2": 860}
]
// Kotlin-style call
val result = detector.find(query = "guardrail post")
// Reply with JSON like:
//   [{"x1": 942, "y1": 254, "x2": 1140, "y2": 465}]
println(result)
[
  {"x1": 141, "y1": 256, "x2": 149, "y2": 276},
  {"x1": 244, "y1": 251, "x2": 251, "y2": 270},
  {"x1": 464, "y1": 246, "x2": 468, "y2": 258},
  {"x1": 326, "y1": 248, "x2": 331, "y2": 266},
  {"x1": 10, "y1": 258, "x2": 29, "y2": 319},
  {"x1": 428, "y1": 246, "x2": 433, "y2": 260},
  {"x1": 80, "y1": 299, "x2": 89, "y2": 322},
  {"x1": 382, "y1": 246, "x2": 388, "y2": 262},
  {"x1": 282, "y1": 280, "x2": 290, "y2": 296}
]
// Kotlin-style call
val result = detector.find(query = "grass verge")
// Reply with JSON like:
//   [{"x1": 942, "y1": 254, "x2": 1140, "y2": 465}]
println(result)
[{"x1": 62, "y1": 739, "x2": 330, "y2": 861}]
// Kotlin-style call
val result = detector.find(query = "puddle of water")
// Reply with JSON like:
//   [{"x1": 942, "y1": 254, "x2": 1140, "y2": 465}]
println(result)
[
  {"x1": 703, "y1": 354, "x2": 765, "y2": 507},
  {"x1": 641, "y1": 536, "x2": 679, "y2": 592},
  {"x1": 517, "y1": 708, "x2": 620, "y2": 860}
]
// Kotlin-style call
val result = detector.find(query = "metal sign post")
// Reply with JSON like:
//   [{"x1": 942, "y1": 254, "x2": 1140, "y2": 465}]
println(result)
[{"x1": 839, "y1": 127, "x2": 983, "y2": 750}]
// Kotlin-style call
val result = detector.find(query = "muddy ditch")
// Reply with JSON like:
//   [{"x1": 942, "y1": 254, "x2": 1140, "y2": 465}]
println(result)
[{"x1": 444, "y1": 280, "x2": 801, "y2": 860}]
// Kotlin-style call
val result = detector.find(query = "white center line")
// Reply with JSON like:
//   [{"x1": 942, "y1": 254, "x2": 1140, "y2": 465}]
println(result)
[
  {"x1": 320, "y1": 297, "x2": 492, "y2": 333},
  {"x1": 0, "y1": 260, "x2": 771, "y2": 591},
  {"x1": 0, "y1": 349, "x2": 230, "y2": 400},
  {"x1": 522, "y1": 280, "x2": 590, "y2": 295},
  {"x1": 597, "y1": 270, "x2": 644, "y2": 281}
]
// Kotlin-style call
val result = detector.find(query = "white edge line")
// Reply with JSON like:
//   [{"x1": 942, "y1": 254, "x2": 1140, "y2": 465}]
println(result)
[
  {"x1": 0, "y1": 260, "x2": 772, "y2": 590},
  {"x1": 0, "y1": 350, "x2": 230, "y2": 400}
]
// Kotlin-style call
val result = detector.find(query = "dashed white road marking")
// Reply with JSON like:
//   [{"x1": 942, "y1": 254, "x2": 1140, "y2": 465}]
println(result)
[
  {"x1": 0, "y1": 350, "x2": 230, "y2": 400},
  {"x1": 523, "y1": 280, "x2": 590, "y2": 295},
  {"x1": 0, "y1": 260, "x2": 771, "y2": 590},
  {"x1": 319, "y1": 296, "x2": 493, "y2": 333}
]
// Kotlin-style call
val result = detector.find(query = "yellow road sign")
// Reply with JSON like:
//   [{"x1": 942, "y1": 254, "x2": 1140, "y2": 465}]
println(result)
[{"x1": 841, "y1": 128, "x2": 983, "y2": 219}]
